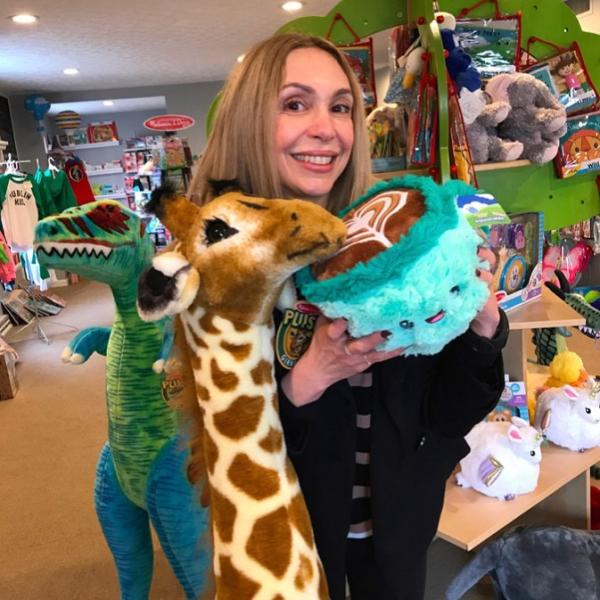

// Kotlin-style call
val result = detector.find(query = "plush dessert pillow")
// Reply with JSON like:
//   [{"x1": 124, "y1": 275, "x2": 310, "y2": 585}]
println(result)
[{"x1": 296, "y1": 176, "x2": 490, "y2": 356}]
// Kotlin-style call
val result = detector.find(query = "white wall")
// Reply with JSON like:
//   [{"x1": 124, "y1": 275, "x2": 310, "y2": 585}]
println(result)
[{"x1": 577, "y1": 0, "x2": 600, "y2": 32}]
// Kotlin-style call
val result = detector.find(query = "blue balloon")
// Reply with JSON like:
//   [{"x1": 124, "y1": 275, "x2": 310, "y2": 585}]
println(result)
[{"x1": 24, "y1": 94, "x2": 51, "y2": 132}]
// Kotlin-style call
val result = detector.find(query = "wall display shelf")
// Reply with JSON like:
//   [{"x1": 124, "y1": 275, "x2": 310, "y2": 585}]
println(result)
[
  {"x1": 88, "y1": 168, "x2": 124, "y2": 177},
  {"x1": 62, "y1": 141, "x2": 121, "y2": 151},
  {"x1": 474, "y1": 160, "x2": 532, "y2": 173},
  {"x1": 95, "y1": 192, "x2": 127, "y2": 201}
]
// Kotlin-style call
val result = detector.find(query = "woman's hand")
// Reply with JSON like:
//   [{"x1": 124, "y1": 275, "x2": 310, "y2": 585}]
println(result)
[
  {"x1": 281, "y1": 316, "x2": 407, "y2": 407},
  {"x1": 469, "y1": 246, "x2": 501, "y2": 339}
]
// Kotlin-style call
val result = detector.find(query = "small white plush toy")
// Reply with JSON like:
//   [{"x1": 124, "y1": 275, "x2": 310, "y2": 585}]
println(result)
[
  {"x1": 534, "y1": 380, "x2": 600, "y2": 452},
  {"x1": 456, "y1": 416, "x2": 543, "y2": 500}
]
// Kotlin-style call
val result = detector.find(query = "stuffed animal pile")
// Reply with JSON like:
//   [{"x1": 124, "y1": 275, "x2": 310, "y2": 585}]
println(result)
[{"x1": 459, "y1": 72, "x2": 567, "y2": 165}]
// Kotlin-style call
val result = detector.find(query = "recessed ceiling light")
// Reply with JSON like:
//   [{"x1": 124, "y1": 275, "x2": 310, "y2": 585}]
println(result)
[
  {"x1": 11, "y1": 14, "x2": 39, "y2": 24},
  {"x1": 102, "y1": 100, "x2": 114, "y2": 106},
  {"x1": 63, "y1": 68, "x2": 79, "y2": 76},
  {"x1": 237, "y1": 54, "x2": 245, "y2": 63},
  {"x1": 281, "y1": 1, "x2": 303, "y2": 12}
]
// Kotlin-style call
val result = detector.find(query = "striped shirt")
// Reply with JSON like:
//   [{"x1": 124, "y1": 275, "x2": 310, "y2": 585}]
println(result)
[{"x1": 347, "y1": 371, "x2": 373, "y2": 539}]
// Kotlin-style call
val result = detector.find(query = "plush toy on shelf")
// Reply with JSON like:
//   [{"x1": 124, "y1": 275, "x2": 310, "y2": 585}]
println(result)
[
  {"x1": 485, "y1": 72, "x2": 568, "y2": 164},
  {"x1": 455, "y1": 416, "x2": 544, "y2": 500},
  {"x1": 459, "y1": 88, "x2": 524, "y2": 164},
  {"x1": 534, "y1": 352, "x2": 600, "y2": 452},
  {"x1": 296, "y1": 176, "x2": 490, "y2": 356}
]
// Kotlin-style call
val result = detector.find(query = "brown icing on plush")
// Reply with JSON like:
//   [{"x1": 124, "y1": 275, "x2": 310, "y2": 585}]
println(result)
[{"x1": 313, "y1": 188, "x2": 425, "y2": 281}]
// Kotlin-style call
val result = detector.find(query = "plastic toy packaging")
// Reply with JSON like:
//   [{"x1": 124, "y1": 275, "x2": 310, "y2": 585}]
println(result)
[
  {"x1": 160, "y1": 133, "x2": 187, "y2": 170},
  {"x1": 408, "y1": 53, "x2": 437, "y2": 167},
  {"x1": 448, "y1": 86, "x2": 478, "y2": 186},
  {"x1": 555, "y1": 111, "x2": 600, "y2": 179},
  {"x1": 454, "y1": 4, "x2": 521, "y2": 80},
  {"x1": 523, "y1": 38, "x2": 599, "y2": 116}
]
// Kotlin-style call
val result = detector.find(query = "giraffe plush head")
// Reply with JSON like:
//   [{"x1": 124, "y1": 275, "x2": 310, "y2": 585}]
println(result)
[{"x1": 137, "y1": 183, "x2": 346, "y2": 325}]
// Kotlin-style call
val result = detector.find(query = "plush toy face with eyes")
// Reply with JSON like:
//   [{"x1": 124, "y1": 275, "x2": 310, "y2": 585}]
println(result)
[{"x1": 296, "y1": 176, "x2": 489, "y2": 356}]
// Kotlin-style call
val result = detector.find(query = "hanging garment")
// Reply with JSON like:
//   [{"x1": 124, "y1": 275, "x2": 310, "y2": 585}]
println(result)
[
  {"x1": 0, "y1": 174, "x2": 42, "y2": 251},
  {"x1": 34, "y1": 168, "x2": 77, "y2": 214},
  {"x1": 0, "y1": 231, "x2": 17, "y2": 284},
  {"x1": 64, "y1": 158, "x2": 95, "y2": 205}
]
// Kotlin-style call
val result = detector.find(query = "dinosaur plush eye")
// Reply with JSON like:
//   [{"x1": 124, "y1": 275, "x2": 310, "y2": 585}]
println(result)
[
  {"x1": 530, "y1": 450, "x2": 536, "y2": 457},
  {"x1": 399, "y1": 320, "x2": 414, "y2": 329},
  {"x1": 204, "y1": 218, "x2": 239, "y2": 245},
  {"x1": 451, "y1": 285, "x2": 460, "y2": 294},
  {"x1": 586, "y1": 407, "x2": 592, "y2": 414}
]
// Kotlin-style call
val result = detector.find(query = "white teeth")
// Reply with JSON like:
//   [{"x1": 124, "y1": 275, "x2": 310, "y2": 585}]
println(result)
[
  {"x1": 36, "y1": 242, "x2": 113, "y2": 259},
  {"x1": 293, "y1": 154, "x2": 334, "y2": 165}
]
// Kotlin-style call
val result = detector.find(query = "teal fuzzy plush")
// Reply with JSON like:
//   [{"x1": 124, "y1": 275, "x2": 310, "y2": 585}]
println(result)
[{"x1": 296, "y1": 176, "x2": 489, "y2": 356}]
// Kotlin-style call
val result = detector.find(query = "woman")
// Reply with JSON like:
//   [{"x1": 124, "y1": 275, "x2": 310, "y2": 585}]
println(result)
[{"x1": 190, "y1": 33, "x2": 507, "y2": 600}]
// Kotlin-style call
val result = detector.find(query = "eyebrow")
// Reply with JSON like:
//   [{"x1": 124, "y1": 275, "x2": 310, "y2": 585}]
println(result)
[{"x1": 280, "y1": 83, "x2": 353, "y2": 97}]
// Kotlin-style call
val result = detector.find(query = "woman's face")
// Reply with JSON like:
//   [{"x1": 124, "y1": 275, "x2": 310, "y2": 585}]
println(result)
[{"x1": 275, "y1": 47, "x2": 355, "y2": 205}]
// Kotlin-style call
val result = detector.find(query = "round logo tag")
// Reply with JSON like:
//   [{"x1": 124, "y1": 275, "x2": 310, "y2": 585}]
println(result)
[{"x1": 276, "y1": 302, "x2": 320, "y2": 370}]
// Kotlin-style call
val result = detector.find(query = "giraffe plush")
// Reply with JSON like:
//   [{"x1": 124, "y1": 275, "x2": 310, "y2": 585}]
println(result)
[{"x1": 137, "y1": 184, "x2": 346, "y2": 599}]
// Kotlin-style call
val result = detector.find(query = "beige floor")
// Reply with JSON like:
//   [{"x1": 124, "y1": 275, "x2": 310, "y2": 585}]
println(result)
[
  {"x1": 1, "y1": 281, "x2": 599, "y2": 600},
  {"x1": 0, "y1": 280, "x2": 185, "y2": 600}
]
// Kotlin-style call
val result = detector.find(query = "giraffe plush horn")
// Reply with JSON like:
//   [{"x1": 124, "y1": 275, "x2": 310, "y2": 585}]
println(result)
[{"x1": 145, "y1": 185, "x2": 201, "y2": 241}]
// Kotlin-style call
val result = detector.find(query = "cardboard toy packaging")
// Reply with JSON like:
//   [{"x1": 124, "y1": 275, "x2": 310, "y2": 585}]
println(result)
[{"x1": 0, "y1": 352, "x2": 18, "y2": 400}]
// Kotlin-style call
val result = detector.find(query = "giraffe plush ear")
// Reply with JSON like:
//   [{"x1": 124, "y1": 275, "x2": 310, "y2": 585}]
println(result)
[
  {"x1": 208, "y1": 178, "x2": 244, "y2": 197},
  {"x1": 145, "y1": 185, "x2": 201, "y2": 241},
  {"x1": 137, "y1": 251, "x2": 200, "y2": 321}
]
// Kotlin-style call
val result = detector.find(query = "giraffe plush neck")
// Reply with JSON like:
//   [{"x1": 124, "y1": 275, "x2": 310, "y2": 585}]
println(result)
[{"x1": 138, "y1": 186, "x2": 345, "y2": 599}]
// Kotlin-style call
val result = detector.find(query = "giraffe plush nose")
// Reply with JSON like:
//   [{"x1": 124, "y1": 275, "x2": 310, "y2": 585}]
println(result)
[{"x1": 145, "y1": 267, "x2": 172, "y2": 297}]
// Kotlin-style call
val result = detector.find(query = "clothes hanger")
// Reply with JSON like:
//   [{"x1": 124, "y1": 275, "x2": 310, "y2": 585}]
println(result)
[{"x1": 47, "y1": 156, "x2": 60, "y2": 178}]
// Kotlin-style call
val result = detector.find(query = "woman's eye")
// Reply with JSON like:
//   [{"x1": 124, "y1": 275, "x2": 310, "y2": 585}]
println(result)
[
  {"x1": 204, "y1": 218, "x2": 238, "y2": 245},
  {"x1": 283, "y1": 99, "x2": 305, "y2": 111},
  {"x1": 332, "y1": 103, "x2": 352, "y2": 114}
]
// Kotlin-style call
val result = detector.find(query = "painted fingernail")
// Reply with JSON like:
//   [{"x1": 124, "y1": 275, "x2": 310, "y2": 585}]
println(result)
[{"x1": 381, "y1": 330, "x2": 392, "y2": 338}]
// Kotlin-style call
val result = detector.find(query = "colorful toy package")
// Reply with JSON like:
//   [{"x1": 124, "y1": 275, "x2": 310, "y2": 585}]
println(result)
[
  {"x1": 485, "y1": 376, "x2": 530, "y2": 424},
  {"x1": 524, "y1": 43, "x2": 599, "y2": 116},
  {"x1": 555, "y1": 111, "x2": 600, "y2": 179},
  {"x1": 487, "y1": 212, "x2": 544, "y2": 311}
]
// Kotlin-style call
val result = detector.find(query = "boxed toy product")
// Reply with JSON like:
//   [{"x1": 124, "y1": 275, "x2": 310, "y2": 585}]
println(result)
[
  {"x1": 87, "y1": 121, "x2": 119, "y2": 143},
  {"x1": 485, "y1": 376, "x2": 529, "y2": 423},
  {"x1": 487, "y1": 212, "x2": 544, "y2": 311},
  {"x1": 555, "y1": 111, "x2": 600, "y2": 179}
]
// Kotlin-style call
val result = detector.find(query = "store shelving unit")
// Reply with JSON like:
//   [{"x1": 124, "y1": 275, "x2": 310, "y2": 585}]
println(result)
[
  {"x1": 62, "y1": 140, "x2": 120, "y2": 151},
  {"x1": 88, "y1": 167, "x2": 124, "y2": 177}
]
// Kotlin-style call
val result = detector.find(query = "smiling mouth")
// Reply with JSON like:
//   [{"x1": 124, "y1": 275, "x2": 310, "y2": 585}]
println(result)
[
  {"x1": 292, "y1": 154, "x2": 335, "y2": 165},
  {"x1": 426, "y1": 310, "x2": 446, "y2": 324}
]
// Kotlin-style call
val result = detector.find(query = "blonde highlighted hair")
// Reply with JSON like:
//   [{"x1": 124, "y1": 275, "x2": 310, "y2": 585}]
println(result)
[{"x1": 189, "y1": 33, "x2": 372, "y2": 214}]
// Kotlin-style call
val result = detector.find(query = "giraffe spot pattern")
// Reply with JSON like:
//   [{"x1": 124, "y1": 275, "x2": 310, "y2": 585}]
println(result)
[
  {"x1": 220, "y1": 340, "x2": 252, "y2": 361},
  {"x1": 271, "y1": 596, "x2": 284, "y2": 600},
  {"x1": 213, "y1": 395, "x2": 264, "y2": 439},
  {"x1": 217, "y1": 555, "x2": 260, "y2": 600},
  {"x1": 211, "y1": 358, "x2": 240, "y2": 391},
  {"x1": 289, "y1": 493, "x2": 314, "y2": 548},
  {"x1": 188, "y1": 326, "x2": 208, "y2": 349},
  {"x1": 294, "y1": 554, "x2": 314, "y2": 590},
  {"x1": 200, "y1": 312, "x2": 221, "y2": 334},
  {"x1": 318, "y1": 560, "x2": 329, "y2": 599},
  {"x1": 190, "y1": 353, "x2": 202, "y2": 371},
  {"x1": 285, "y1": 459, "x2": 298, "y2": 485},
  {"x1": 232, "y1": 320, "x2": 251, "y2": 332},
  {"x1": 251, "y1": 359, "x2": 273, "y2": 386},
  {"x1": 204, "y1": 429, "x2": 219, "y2": 475},
  {"x1": 228, "y1": 453, "x2": 280, "y2": 499},
  {"x1": 246, "y1": 507, "x2": 292, "y2": 578},
  {"x1": 211, "y1": 487, "x2": 237, "y2": 544},
  {"x1": 195, "y1": 383, "x2": 210, "y2": 402},
  {"x1": 271, "y1": 392, "x2": 279, "y2": 412},
  {"x1": 259, "y1": 427, "x2": 283, "y2": 453}
]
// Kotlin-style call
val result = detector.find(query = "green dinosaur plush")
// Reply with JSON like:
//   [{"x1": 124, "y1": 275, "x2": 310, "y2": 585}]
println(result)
[{"x1": 34, "y1": 201, "x2": 209, "y2": 600}]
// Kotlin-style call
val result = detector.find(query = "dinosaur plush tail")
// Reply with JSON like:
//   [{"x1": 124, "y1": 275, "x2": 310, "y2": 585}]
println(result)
[{"x1": 445, "y1": 539, "x2": 502, "y2": 600}]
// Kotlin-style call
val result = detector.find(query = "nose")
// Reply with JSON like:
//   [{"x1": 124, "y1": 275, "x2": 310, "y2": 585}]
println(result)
[{"x1": 307, "y1": 106, "x2": 335, "y2": 141}]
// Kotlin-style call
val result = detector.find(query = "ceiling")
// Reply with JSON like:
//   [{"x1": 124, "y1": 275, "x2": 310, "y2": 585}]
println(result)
[
  {"x1": 47, "y1": 96, "x2": 167, "y2": 115},
  {"x1": 0, "y1": 0, "x2": 392, "y2": 95}
]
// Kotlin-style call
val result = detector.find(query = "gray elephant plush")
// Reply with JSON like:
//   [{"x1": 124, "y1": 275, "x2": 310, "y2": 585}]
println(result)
[
  {"x1": 460, "y1": 88, "x2": 524, "y2": 164},
  {"x1": 486, "y1": 72, "x2": 567, "y2": 165},
  {"x1": 446, "y1": 525, "x2": 600, "y2": 600}
]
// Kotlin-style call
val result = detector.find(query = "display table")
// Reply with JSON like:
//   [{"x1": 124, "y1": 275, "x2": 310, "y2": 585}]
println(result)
[{"x1": 425, "y1": 291, "x2": 594, "y2": 599}]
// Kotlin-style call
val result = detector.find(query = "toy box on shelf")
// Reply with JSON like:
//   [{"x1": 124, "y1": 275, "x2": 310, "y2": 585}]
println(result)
[
  {"x1": 488, "y1": 212, "x2": 545, "y2": 312},
  {"x1": 87, "y1": 121, "x2": 119, "y2": 143},
  {"x1": 485, "y1": 376, "x2": 530, "y2": 423}
]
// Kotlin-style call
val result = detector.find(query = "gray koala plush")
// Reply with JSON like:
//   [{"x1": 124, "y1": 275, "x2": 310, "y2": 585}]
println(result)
[
  {"x1": 446, "y1": 525, "x2": 600, "y2": 600},
  {"x1": 486, "y1": 73, "x2": 568, "y2": 165},
  {"x1": 460, "y1": 88, "x2": 524, "y2": 164}
]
